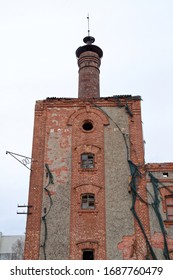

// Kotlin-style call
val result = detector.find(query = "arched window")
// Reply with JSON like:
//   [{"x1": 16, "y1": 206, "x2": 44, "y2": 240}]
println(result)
[
  {"x1": 81, "y1": 153, "x2": 94, "y2": 168},
  {"x1": 81, "y1": 194, "x2": 95, "y2": 209}
]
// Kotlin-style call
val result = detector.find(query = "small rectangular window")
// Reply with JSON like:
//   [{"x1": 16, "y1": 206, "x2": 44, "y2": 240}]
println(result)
[
  {"x1": 163, "y1": 172, "x2": 169, "y2": 178},
  {"x1": 81, "y1": 194, "x2": 95, "y2": 209},
  {"x1": 83, "y1": 250, "x2": 94, "y2": 260},
  {"x1": 165, "y1": 196, "x2": 173, "y2": 221},
  {"x1": 81, "y1": 153, "x2": 94, "y2": 168}
]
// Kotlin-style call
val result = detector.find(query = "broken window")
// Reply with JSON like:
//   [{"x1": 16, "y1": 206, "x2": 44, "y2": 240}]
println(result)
[
  {"x1": 82, "y1": 250, "x2": 94, "y2": 260},
  {"x1": 165, "y1": 195, "x2": 173, "y2": 221},
  {"x1": 81, "y1": 153, "x2": 94, "y2": 168},
  {"x1": 81, "y1": 194, "x2": 95, "y2": 209}
]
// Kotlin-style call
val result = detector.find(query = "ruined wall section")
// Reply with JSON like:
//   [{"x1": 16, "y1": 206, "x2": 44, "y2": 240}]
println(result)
[
  {"x1": 103, "y1": 106, "x2": 133, "y2": 259},
  {"x1": 39, "y1": 103, "x2": 73, "y2": 260},
  {"x1": 146, "y1": 163, "x2": 173, "y2": 259}
]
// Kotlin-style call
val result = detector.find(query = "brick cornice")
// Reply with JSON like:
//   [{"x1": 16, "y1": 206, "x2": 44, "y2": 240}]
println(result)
[
  {"x1": 146, "y1": 163, "x2": 173, "y2": 172},
  {"x1": 36, "y1": 96, "x2": 142, "y2": 109}
]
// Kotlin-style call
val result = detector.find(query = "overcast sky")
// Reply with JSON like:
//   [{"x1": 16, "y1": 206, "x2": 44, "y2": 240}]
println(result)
[{"x1": 0, "y1": 0, "x2": 173, "y2": 235}]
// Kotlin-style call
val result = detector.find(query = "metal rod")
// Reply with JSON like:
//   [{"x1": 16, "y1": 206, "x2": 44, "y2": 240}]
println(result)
[
  {"x1": 6, "y1": 151, "x2": 31, "y2": 159},
  {"x1": 87, "y1": 14, "x2": 90, "y2": 36},
  {"x1": 6, "y1": 151, "x2": 32, "y2": 170}
]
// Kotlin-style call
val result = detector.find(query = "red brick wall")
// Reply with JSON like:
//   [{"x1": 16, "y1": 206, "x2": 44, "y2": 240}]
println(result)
[
  {"x1": 145, "y1": 163, "x2": 173, "y2": 259},
  {"x1": 24, "y1": 97, "x2": 172, "y2": 260},
  {"x1": 68, "y1": 104, "x2": 109, "y2": 259},
  {"x1": 78, "y1": 51, "x2": 101, "y2": 99},
  {"x1": 128, "y1": 99, "x2": 151, "y2": 259},
  {"x1": 24, "y1": 101, "x2": 46, "y2": 259}
]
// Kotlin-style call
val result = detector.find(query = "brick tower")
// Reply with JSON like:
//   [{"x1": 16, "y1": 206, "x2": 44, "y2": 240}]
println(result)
[{"x1": 24, "y1": 35, "x2": 173, "y2": 260}]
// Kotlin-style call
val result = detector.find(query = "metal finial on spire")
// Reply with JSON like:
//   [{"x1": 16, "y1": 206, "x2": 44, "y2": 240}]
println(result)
[
  {"x1": 83, "y1": 14, "x2": 95, "y2": 45},
  {"x1": 87, "y1": 14, "x2": 90, "y2": 37}
]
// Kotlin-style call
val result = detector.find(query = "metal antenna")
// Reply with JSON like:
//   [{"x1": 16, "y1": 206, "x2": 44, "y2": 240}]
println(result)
[{"x1": 87, "y1": 14, "x2": 90, "y2": 36}]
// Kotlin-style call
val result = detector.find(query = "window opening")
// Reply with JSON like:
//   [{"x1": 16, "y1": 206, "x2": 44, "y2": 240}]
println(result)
[
  {"x1": 82, "y1": 250, "x2": 94, "y2": 260},
  {"x1": 81, "y1": 153, "x2": 94, "y2": 168},
  {"x1": 82, "y1": 121, "x2": 93, "y2": 131},
  {"x1": 81, "y1": 194, "x2": 95, "y2": 209},
  {"x1": 163, "y1": 172, "x2": 169, "y2": 178},
  {"x1": 165, "y1": 196, "x2": 173, "y2": 221}
]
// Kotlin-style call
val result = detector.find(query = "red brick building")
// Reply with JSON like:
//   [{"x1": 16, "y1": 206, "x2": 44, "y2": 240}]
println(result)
[{"x1": 24, "y1": 35, "x2": 173, "y2": 260}]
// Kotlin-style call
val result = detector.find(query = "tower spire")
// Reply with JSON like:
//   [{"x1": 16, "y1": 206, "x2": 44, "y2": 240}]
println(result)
[
  {"x1": 76, "y1": 19, "x2": 103, "y2": 99},
  {"x1": 83, "y1": 14, "x2": 95, "y2": 45},
  {"x1": 87, "y1": 14, "x2": 90, "y2": 37}
]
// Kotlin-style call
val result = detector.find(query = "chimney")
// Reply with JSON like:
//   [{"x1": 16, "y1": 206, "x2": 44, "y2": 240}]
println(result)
[{"x1": 76, "y1": 36, "x2": 103, "y2": 99}]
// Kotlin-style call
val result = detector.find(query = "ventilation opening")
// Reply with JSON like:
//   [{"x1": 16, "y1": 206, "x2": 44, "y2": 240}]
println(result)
[
  {"x1": 82, "y1": 250, "x2": 94, "y2": 260},
  {"x1": 163, "y1": 172, "x2": 169, "y2": 178},
  {"x1": 82, "y1": 121, "x2": 93, "y2": 131}
]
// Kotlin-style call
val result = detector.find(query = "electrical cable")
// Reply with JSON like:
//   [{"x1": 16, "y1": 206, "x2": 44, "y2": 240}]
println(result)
[
  {"x1": 91, "y1": 101, "x2": 153, "y2": 205},
  {"x1": 90, "y1": 100, "x2": 158, "y2": 259},
  {"x1": 128, "y1": 160, "x2": 157, "y2": 259},
  {"x1": 149, "y1": 172, "x2": 170, "y2": 260},
  {"x1": 155, "y1": 176, "x2": 173, "y2": 195},
  {"x1": 41, "y1": 164, "x2": 54, "y2": 260},
  {"x1": 39, "y1": 101, "x2": 171, "y2": 260},
  {"x1": 89, "y1": 101, "x2": 130, "y2": 160}
]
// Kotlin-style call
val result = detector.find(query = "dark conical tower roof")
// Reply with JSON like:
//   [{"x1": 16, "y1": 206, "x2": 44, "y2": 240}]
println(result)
[{"x1": 76, "y1": 36, "x2": 103, "y2": 58}]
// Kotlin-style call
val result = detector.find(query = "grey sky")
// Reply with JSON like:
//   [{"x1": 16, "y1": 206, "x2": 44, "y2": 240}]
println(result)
[{"x1": 0, "y1": 0, "x2": 173, "y2": 235}]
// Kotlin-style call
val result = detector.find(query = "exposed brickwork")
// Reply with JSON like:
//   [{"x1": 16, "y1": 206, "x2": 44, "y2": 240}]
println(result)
[
  {"x1": 151, "y1": 232, "x2": 173, "y2": 259},
  {"x1": 24, "y1": 96, "x2": 173, "y2": 260},
  {"x1": 68, "y1": 105, "x2": 109, "y2": 259},
  {"x1": 24, "y1": 34, "x2": 173, "y2": 260},
  {"x1": 39, "y1": 107, "x2": 73, "y2": 259},
  {"x1": 146, "y1": 162, "x2": 173, "y2": 259},
  {"x1": 24, "y1": 101, "x2": 46, "y2": 259},
  {"x1": 77, "y1": 51, "x2": 101, "y2": 99},
  {"x1": 118, "y1": 235, "x2": 136, "y2": 259},
  {"x1": 128, "y1": 100, "x2": 152, "y2": 259}
]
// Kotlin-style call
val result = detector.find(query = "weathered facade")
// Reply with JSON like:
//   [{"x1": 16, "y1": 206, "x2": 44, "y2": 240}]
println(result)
[{"x1": 24, "y1": 35, "x2": 173, "y2": 260}]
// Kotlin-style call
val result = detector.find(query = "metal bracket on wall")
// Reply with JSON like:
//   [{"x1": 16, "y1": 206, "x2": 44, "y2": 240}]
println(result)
[
  {"x1": 17, "y1": 205, "x2": 32, "y2": 215},
  {"x1": 6, "y1": 151, "x2": 35, "y2": 170}
]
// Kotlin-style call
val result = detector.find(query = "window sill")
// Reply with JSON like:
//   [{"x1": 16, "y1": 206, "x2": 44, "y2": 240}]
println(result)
[
  {"x1": 78, "y1": 168, "x2": 97, "y2": 173},
  {"x1": 78, "y1": 210, "x2": 98, "y2": 215}
]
